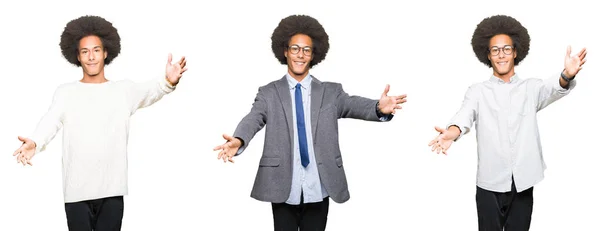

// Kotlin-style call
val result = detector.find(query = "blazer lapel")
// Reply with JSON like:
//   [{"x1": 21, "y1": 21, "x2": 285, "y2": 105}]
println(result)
[
  {"x1": 275, "y1": 76, "x2": 294, "y2": 145},
  {"x1": 310, "y1": 77, "x2": 324, "y2": 140}
]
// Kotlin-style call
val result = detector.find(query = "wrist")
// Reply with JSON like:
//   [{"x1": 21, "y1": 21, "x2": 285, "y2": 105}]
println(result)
[
  {"x1": 561, "y1": 69, "x2": 575, "y2": 81},
  {"x1": 165, "y1": 77, "x2": 177, "y2": 87},
  {"x1": 235, "y1": 137, "x2": 244, "y2": 148},
  {"x1": 376, "y1": 102, "x2": 385, "y2": 117}
]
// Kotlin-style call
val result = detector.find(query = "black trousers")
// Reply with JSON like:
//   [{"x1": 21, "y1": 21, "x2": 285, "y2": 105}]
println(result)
[
  {"x1": 271, "y1": 196, "x2": 329, "y2": 231},
  {"x1": 64, "y1": 196, "x2": 124, "y2": 231},
  {"x1": 476, "y1": 179, "x2": 534, "y2": 231}
]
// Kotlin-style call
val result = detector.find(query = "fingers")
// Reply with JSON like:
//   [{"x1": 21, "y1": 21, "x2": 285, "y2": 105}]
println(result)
[
  {"x1": 395, "y1": 94, "x2": 407, "y2": 100},
  {"x1": 13, "y1": 147, "x2": 22, "y2": 156},
  {"x1": 578, "y1": 48, "x2": 587, "y2": 58},
  {"x1": 179, "y1": 56, "x2": 187, "y2": 67},
  {"x1": 167, "y1": 53, "x2": 173, "y2": 64},
  {"x1": 181, "y1": 67, "x2": 188, "y2": 74},
  {"x1": 213, "y1": 144, "x2": 224, "y2": 151},
  {"x1": 579, "y1": 49, "x2": 587, "y2": 62},
  {"x1": 428, "y1": 138, "x2": 437, "y2": 146},
  {"x1": 381, "y1": 84, "x2": 390, "y2": 97},
  {"x1": 217, "y1": 149, "x2": 227, "y2": 161},
  {"x1": 434, "y1": 126, "x2": 446, "y2": 133},
  {"x1": 222, "y1": 134, "x2": 234, "y2": 142},
  {"x1": 431, "y1": 142, "x2": 437, "y2": 152},
  {"x1": 18, "y1": 136, "x2": 26, "y2": 142},
  {"x1": 19, "y1": 155, "x2": 27, "y2": 166},
  {"x1": 566, "y1": 45, "x2": 572, "y2": 58}
]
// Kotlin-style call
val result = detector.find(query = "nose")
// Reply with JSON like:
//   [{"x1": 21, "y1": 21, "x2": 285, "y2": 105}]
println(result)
[
  {"x1": 297, "y1": 51, "x2": 304, "y2": 58},
  {"x1": 498, "y1": 50, "x2": 505, "y2": 59},
  {"x1": 88, "y1": 52, "x2": 95, "y2": 61}
]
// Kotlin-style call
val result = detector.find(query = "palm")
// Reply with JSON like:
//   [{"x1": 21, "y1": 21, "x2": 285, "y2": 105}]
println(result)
[
  {"x1": 428, "y1": 128, "x2": 454, "y2": 155},
  {"x1": 13, "y1": 136, "x2": 36, "y2": 166},
  {"x1": 213, "y1": 134, "x2": 241, "y2": 163}
]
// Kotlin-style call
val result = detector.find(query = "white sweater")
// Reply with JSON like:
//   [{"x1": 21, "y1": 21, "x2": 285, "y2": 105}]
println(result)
[{"x1": 31, "y1": 77, "x2": 175, "y2": 203}]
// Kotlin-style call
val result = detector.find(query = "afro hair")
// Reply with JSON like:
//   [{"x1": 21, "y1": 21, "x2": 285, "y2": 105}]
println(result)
[
  {"x1": 471, "y1": 15, "x2": 530, "y2": 67},
  {"x1": 271, "y1": 15, "x2": 329, "y2": 68},
  {"x1": 60, "y1": 15, "x2": 121, "y2": 66}
]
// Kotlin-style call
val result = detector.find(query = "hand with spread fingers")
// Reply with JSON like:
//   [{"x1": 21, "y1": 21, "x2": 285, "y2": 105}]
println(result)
[
  {"x1": 12, "y1": 136, "x2": 37, "y2": 166},
  {"x1": 378, "y1": 84, "x2": 407, "y2": 115},
  {"x1": 165, "y1": 53, "x2": 188, "y2": 86},
  {"x1": 428, "y1": 126, "x2": 460, "y2": 155},
  {"x1": 563, "y1": 46, "x2": 587, "y2": 78},
  {"x1": 213, "y1": 134, "x2": 243, "y2": 163}
]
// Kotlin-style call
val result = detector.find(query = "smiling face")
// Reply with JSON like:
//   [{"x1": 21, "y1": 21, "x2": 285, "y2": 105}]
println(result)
[
  {"x1": 488, "y1": 34, "x2": 517, "y2": 80},
  {"x1": 77, "y1": 35, "x2": 107, "y2": 78},
  {"x1": 284, "y1": 34, "x2": 314, "y2": 81}
]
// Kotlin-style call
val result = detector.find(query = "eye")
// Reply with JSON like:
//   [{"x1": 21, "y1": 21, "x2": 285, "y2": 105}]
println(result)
[
  {"x1": 490, "y1": 48, "x2": 499, "y2": 53},
  {"x1": 303, "y1": 47, "x2": 312, "y2": 54},
  {"x1": 504, "y1": 46, "x2": 513, "y2": 52}
]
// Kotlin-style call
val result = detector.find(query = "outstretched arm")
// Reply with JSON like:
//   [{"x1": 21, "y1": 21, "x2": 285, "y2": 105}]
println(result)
[
  {"x1": 537, "y1": 46, "x2": 586, "y2": 111},
  {"x1": 337, "y1": 84, "x2": 407, "y2": 121},
  {"x1": 130, "y1": 54, "x2": 187, "y2": 112},
  {"x1": 213, "y1": 87, "x2": 268, "y2": 163},
  {"x1": 428, "y1": 85, "x2": 478, "y2": 154},
  {"x1": 13, "y1": 87, "x2": 65, "y2": 166}
]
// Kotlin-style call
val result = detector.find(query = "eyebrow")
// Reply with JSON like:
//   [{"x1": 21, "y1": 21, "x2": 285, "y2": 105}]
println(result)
[{"x1": 79, "y1": 46, "x2": 103, "y2": 51}]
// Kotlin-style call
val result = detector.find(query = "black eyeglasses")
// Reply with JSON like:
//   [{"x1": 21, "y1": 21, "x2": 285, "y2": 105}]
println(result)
[
  {"x1": 489, "y1": 45, "x2": 514, "y2": 56},
  {"x1": 288, "y1": 45, "x2": 313, "y2": 56}
]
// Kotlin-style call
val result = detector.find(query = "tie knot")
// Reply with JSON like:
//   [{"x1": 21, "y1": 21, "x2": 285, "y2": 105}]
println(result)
[{"x1": 296, "y1": 83, "x2": 302, "y2": 90}]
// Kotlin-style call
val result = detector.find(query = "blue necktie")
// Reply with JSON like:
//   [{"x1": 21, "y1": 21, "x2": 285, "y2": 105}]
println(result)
[{"x1": 295, "y1": 83, "x2": 310, "y2": 167}]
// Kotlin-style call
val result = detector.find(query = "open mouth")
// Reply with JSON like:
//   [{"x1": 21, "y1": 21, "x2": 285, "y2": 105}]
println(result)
[{"x1": 294, "y1": 61, "x2": 306, "y2": 66}]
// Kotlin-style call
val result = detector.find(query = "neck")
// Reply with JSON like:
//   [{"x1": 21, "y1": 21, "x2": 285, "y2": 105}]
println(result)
[
  {"x1": 80, "y1": 70, "x2": 108, "y2": 83},
  {"x1": 493, "y1": 71, "x2": 515, "y2": 83},
  {"x1": 288, "y1": 71, "x2": 309, "y2": 83}
]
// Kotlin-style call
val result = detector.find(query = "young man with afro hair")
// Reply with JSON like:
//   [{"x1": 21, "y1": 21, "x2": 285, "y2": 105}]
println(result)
[
  {"x1": 213, "y1": 14, "x2": 407, "y2": 231},
  {"x1": 12, "y1": 15, "x2": 187, "y2": 231},
  {"x1": 428, "y1": 15, "x2": 586, "y2": 230}
]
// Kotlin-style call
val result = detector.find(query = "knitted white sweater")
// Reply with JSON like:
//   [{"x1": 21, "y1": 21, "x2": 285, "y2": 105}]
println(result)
[{"x1": 31, "y1": 77, "x2": 175, "y2": 203}]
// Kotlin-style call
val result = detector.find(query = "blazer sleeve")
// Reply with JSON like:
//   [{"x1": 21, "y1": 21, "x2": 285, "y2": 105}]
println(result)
[
  {"x1": 334, "y1": 83, "x2": 390, "y2": 122},
  {"x1": 232, "y1": 86, "x2": 268, "y2": 155}
]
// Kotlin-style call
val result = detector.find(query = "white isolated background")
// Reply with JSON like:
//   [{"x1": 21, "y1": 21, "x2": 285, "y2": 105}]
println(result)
[{"x1": 0, "y1": 0, "x2": 598, "y2": 230}]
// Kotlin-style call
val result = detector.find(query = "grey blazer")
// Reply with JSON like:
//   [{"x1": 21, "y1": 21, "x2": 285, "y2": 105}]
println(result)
[{"x1": 233, "y1": 76, "x2": 392, "y2": 203}]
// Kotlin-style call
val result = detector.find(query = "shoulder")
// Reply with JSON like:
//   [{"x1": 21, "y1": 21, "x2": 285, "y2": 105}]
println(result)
[
  {"x1": 316, "y1": 77, "x2": 342, "y2": 90},
  {"x1": 53, "y1": 81, "x2": 78, "y2": 95}
]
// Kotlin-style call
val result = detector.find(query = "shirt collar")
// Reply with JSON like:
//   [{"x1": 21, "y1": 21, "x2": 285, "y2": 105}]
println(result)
[
  {"x1": 489, "y1": 74, "x2": 519, "y2": 84},
  {"x1": 286, "y1": 73, "x2": 312, "y2": 89}
]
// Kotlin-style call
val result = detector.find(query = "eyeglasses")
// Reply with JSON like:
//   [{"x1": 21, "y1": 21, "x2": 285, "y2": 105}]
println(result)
[
  {"x1": 288, "y1": 45, "x2": 313, "y2": 56},
  {"x1": 489, "y1": 45, "x2": 514, "y2": 56}
]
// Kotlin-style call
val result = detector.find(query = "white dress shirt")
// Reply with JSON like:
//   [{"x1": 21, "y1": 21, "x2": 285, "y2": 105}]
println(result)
[{"x1": 448, "y1": 73, "x2": 575, "y2": 193}]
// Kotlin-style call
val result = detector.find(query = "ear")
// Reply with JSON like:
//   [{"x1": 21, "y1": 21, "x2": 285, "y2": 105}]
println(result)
[
  {"x1": 513, "y1": 50, "x2": 517, "y2": 59},
  {"x1": 284, "y1": 49, "x2": 288, "y2": 59},
  {"x1": 104, "y1": 50, "x2": 108, "y2": 59}
]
